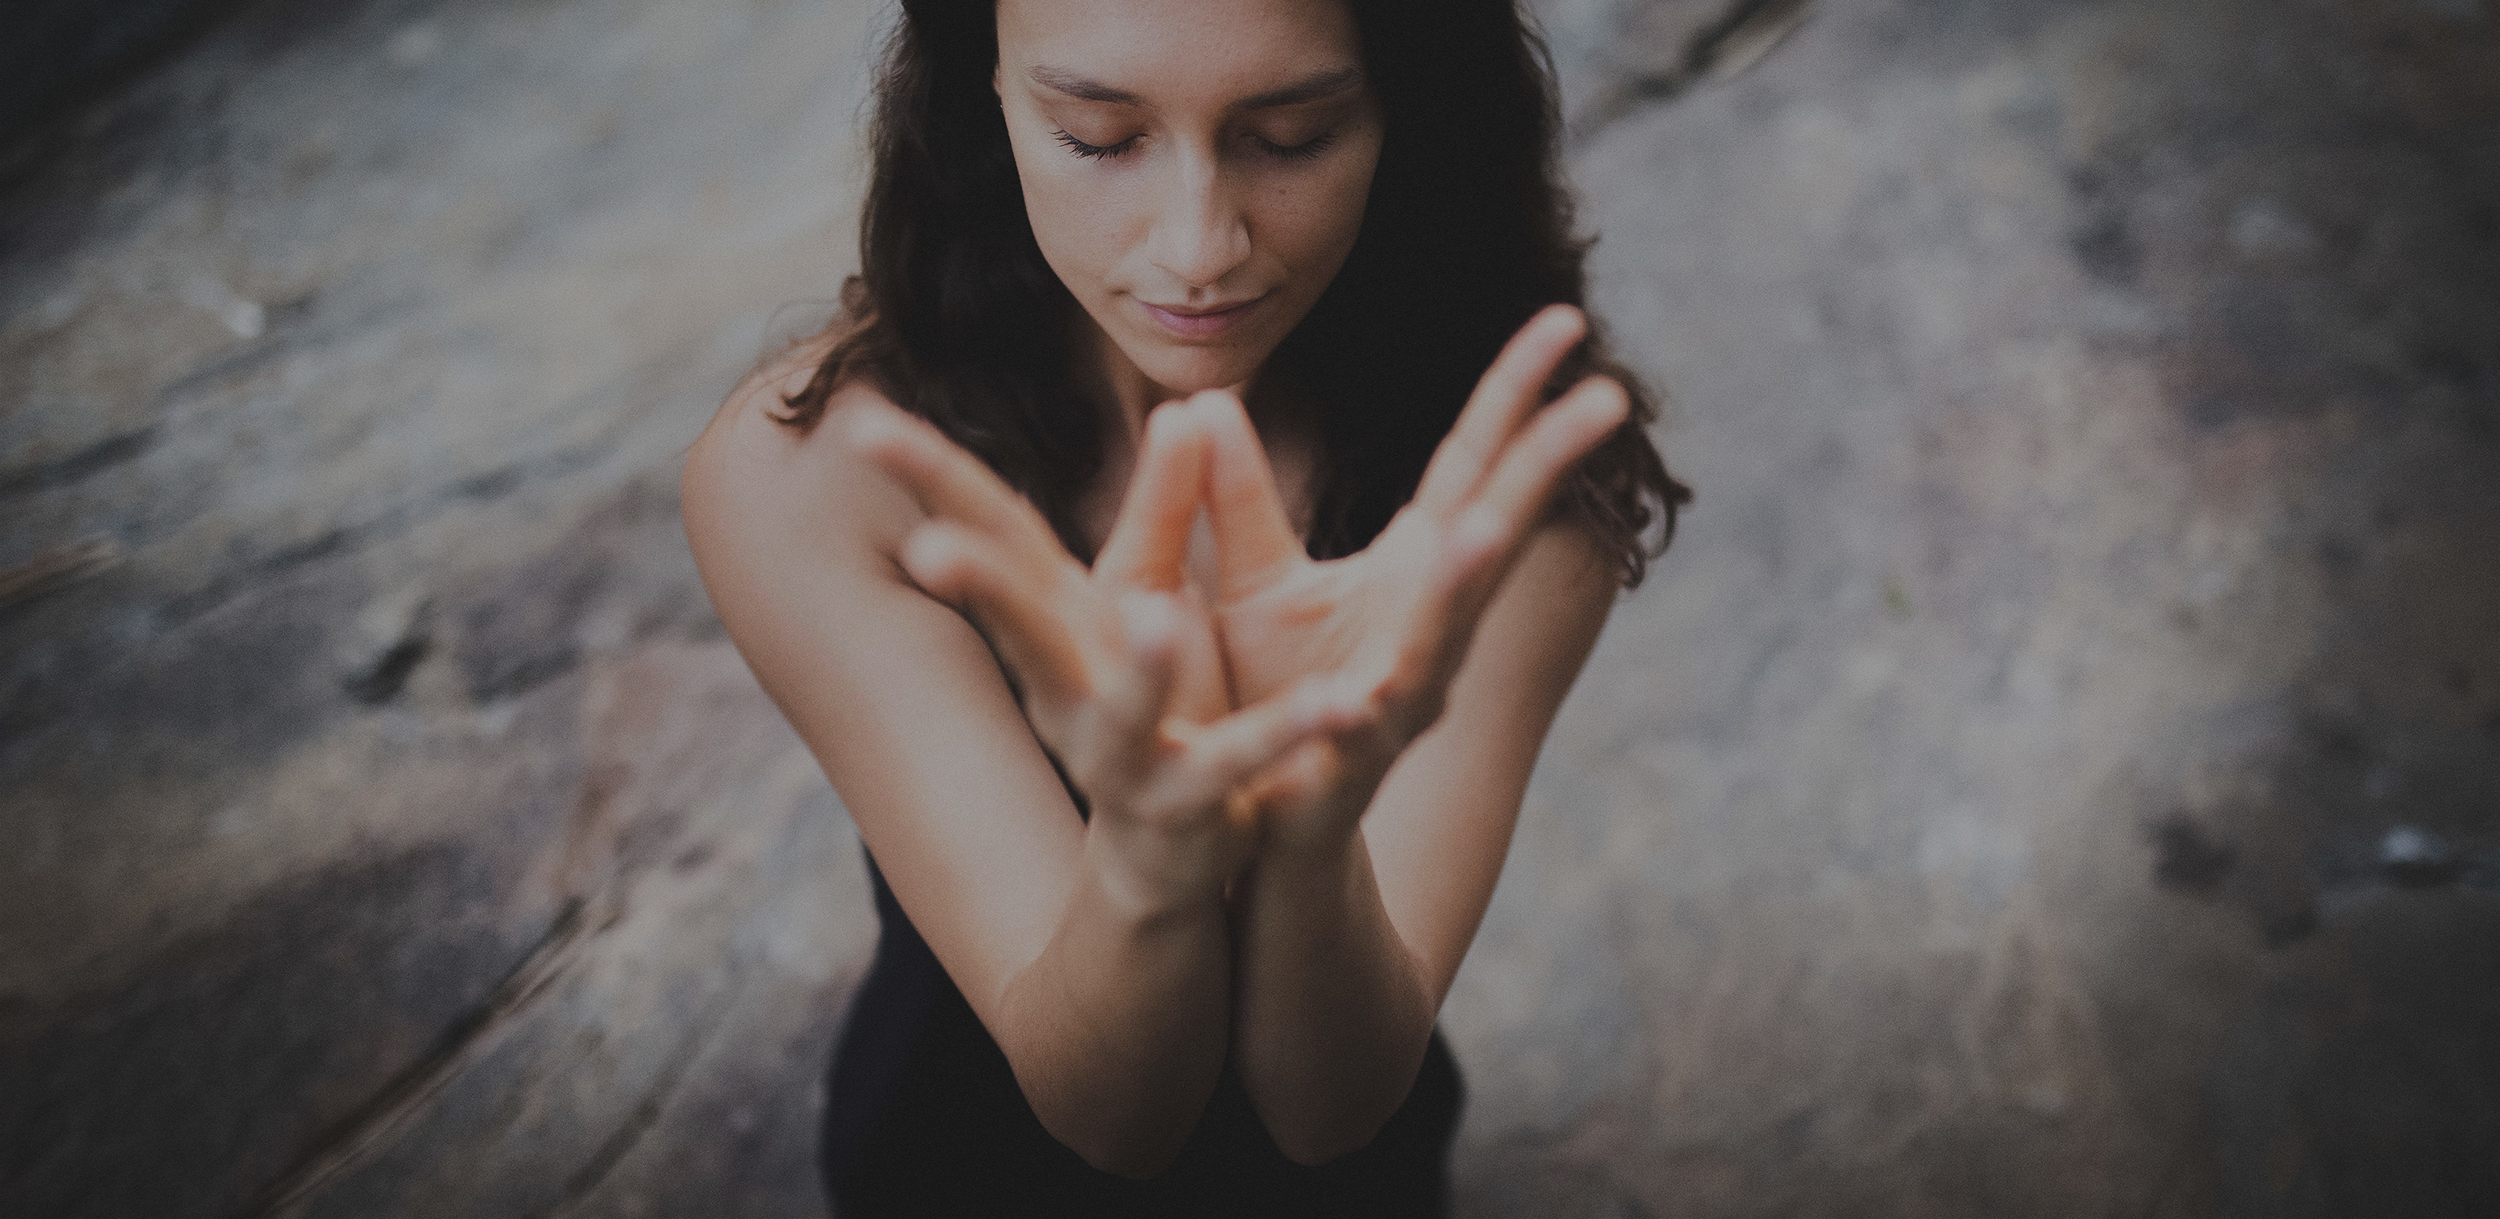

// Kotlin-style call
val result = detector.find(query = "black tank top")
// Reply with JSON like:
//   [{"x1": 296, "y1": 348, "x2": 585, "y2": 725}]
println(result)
[{"x1": 819, "y1": 843, "x2": 1466, "y2": 1216}]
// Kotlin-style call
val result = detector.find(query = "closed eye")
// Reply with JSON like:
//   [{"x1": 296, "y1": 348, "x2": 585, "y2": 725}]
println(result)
[
  {"x1": 1052, "y1": 128, "x2": 1137, "y2": 160},
  {"x1": 1257, "y1": 131, "x2": 1339, "y2": 162}
]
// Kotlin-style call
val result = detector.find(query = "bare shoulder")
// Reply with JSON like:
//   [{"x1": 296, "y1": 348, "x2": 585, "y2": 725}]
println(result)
[
  {"x1": 1499, "y1": 517, "x2": 1621, "y2": 630},
  {"x1": 680, "y1": 338, "x2": 923, "y2": 568},
  {"x1": 1451, "y1": 517, "x2": 1621, "y2": 723},
  {"x1": 675, "y1": 337, "x2": 1090, "y2": 1019}
]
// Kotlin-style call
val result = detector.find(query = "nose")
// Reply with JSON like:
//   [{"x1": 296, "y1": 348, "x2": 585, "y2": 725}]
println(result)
[{"x1": 1146, "y1": 146, "x2": 1251, "y2": 296}]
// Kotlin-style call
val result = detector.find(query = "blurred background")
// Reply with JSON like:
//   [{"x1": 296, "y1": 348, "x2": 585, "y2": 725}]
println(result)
[{"x1": 2, "y1": 0, "x2": 2495, "y2": 1215}]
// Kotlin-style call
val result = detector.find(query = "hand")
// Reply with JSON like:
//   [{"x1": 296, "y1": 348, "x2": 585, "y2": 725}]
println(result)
[
  {"x1": 847, "y1": 399, "x2": 1358, "y2": 908},
  {"x1": 1192, "y1": 304, "x2": 1630, "y2": 853}
]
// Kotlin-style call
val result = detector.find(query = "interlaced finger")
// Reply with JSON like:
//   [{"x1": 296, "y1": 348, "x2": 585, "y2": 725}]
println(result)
[
  {"x1": 1194, "y1": 391, "x2": 1305, "y2": 600},
  {"x1": 1412, "y1": 304, "x2": 1588, "y2": 518},
  {"x1": 1227, "y1": 687, "x2": 1403, "y2": 835},
  {"x1": 1070, "y1": 591, "x2": 1186, "y2": 798},
  {"x1": 1093, "y1": 404, "x2": 1208, "y2": 592},
  {"x1": 1160, "y1": 678, "x2": 1359, "y2": 814}
]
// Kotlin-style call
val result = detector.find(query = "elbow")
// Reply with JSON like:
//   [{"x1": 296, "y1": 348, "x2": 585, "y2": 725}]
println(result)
[
  {"x1": 1016, "y1": 1067, "x2": 1197, "y2": 1180},
  {"x1": 1267, "y1": 1107, "x2": 1395, "y2": 1168},
  {"x1": 1247, "y1": 1032, "x2": 1430, "y2": 1167},
  {"x1": 1043, "y1": 1115, "x2": 1190, "y2": 1181},
  {"x1": 1082, "y1": 1146, "x2": 1185, "y2": 1182},
  {"x1": 1251, "y1": 1033, "x2": 1434, "y2": 1166}
]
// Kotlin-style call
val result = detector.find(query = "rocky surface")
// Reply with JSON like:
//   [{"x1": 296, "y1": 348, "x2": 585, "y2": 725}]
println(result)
[
  {"x1": 1455, "y1": 1, "x2": 2500, "y2": 1214},
  {"x1": 2, "y1": 0, "x2": 2495, "y2": 1215}
]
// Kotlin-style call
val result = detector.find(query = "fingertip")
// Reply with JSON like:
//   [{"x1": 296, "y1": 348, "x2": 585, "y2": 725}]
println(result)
[
  {"x1": 1145, "y1": 397, "x2": 1187, "y2": 441},
  {"x1": 1451, "y1": 505, "x2": 1507, "y2": 562},
  {"x1": 1318, "y1": 700, "x2": 1378, "y2": 745},
  {"x1": 1549, "y1": 381, "x2": 1631, "y2": 458},
  {"x1": 1288, "y1": 677, "x2": 1372, "y2": 737},
  {"x1": 1189, "y1": 388, "x2": 1249, "y2": 427},
  {"x1": 1222, "y1": 786, "x2": 1263, "y2": 835},
  {"x1": 1277, "y1": 738, "x2": 1342, "y2": 799},
  {"x1": 1535, "y1": 302, "x2": 1588, "y2": 343},
  {"x1": 1574, "y1": 375, "x2": 1631, "y2": 422},
  {"x1": 1148, "y1": 399, "x2": 1210, "y2": 457},
  {"x1": 1116, "y1": 589, "x2": 1182, "y2": 658},
  {"x1": 899, "y1": 525, "x2": 969, "y2": 594}
]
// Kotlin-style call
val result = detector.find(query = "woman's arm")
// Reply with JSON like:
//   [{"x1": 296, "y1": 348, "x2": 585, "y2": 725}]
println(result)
[
  {"x1": 1176, "y1": 306, "x2": 1633, "y2": 1161},
  {"x1": 1228, "y1": 522, "x2": 1619, "y2": 1164},
  {"x1": 781, "y1": 305, "x2": 1639, "y2": 1169},
  {"x1": 681, "y1": 366, "x2": 1321, "y2": 1177}
]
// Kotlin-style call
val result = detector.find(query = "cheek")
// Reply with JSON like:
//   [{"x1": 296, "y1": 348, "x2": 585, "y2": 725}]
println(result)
[{"x1": 1011, "y1": 147, "x2": 1137, "y2": 290}]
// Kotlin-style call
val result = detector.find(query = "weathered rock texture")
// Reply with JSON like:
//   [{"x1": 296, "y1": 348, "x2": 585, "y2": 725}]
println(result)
[{"x1": 2, "y1": 0, "x2": 2494, "y2": 1216}]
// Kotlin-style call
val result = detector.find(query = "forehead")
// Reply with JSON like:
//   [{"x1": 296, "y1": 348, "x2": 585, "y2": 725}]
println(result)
[{"x1": 995, "y1": 0, "x2": 1364, "y2": 100}]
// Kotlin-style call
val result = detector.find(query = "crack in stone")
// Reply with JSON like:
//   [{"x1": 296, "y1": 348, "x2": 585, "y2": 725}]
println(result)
[
  {"x1": 1571, "y1": 0, "x2": 1818, "y2": 144},
  {"x1": 524, "y1": 975, "x2": 746, "y2": 1219},
  {"x1": 0, "y1": 427, "x2": 157, "y2": 501},
  {"x1": 154, "y1": 440, "x2": 609, "y2": 629},
  {"x1": 0, "y1": 533, "x2": 123, "y2": 611},
  {"x1": 240, "y1": 892, "x2": 619, "y2": 1219}
]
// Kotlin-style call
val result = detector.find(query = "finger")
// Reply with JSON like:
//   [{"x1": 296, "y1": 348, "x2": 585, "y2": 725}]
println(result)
[
  {"x1": 1372, "y1": 378, "x2": 1618, "y2": 727},
  {"x1": 1231, "y1": 737, "x2": 1342, "y2": 825},
  {"x1": 900, "y1": 521, "x2": 1093, "y2": 706},
  {"x1": 1093, "y1": 404, "x2": 1208, "y2": 591},
  {"x1": 1382, "y1": 381, "x2": 1622, "y2": 709},
  {"x1": 1193, "y1": 390, "x2": 1304, "y2": 599},
  {"x1": 1412, "y1": 304, "x2": 1587, "y2": 518},
  {"x1": 1466, "y1": 376, "x2": 1630, "y2": 540},
  {"x1": 848, "y1": 403, "x2": 1068, "y2": 570},
  {"x1": 1362, "y1": 511, "x2": 1513, "y2": 742},
  {"x1": 1083, "y1": 590, "x2": 1185, "y2": 779},
  {"x1": 1162, "y1": 679, "x2": 1351, "y2": 812},
  {"x1": 1231, "y1": 684, "x2": 1397, "y2": 823}
]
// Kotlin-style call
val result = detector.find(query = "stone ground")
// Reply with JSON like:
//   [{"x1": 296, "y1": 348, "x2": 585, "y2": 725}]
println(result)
[{"x1": 1, "y1": 0, "x2": 2494, "y2": 1215}]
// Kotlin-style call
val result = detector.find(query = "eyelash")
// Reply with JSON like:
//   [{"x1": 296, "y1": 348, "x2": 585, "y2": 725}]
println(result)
[
  {"x1": 1260, "y1": 131, "x2": 1339, "y2": 162},
  {"x1": 1049, "y1": 128, "x2": 1338, "y2": 163},
  {"x1": 1052, "y1": 129, "x2": 1136, "y2": 160}
]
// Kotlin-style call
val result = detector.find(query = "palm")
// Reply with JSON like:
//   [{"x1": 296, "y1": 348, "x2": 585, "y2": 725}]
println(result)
[
  {"x1": 1210, "y1": 516, "x2": 1439, "y2": 717},
  {"x1": 1186, "y1": 305, "x2": 1631, "y2": 840},
  {"x1": 850, "y1": 397, "x2": 1333, "y2": 895},
  {"x1": 853, "y1": 305, "x2": 1629, "y2": 855}
]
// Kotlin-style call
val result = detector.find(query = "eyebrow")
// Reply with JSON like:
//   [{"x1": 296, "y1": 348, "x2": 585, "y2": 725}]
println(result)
[{"x1": 1026, "y1": 65, "x2": 1364, "y2": 110}]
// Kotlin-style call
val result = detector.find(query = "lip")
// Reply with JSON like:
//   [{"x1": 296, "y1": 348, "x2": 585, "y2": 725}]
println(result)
[{"x1": 1139, "y1": 295, "x2": 1265, "y2": 340}]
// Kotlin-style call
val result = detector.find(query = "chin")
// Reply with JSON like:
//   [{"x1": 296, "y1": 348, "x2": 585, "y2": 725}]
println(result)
[{"x1": 1132, "y1": 343, "x2": 1270, "y2": 397}]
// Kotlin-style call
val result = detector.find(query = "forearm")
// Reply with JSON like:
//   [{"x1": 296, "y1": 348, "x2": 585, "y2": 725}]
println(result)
[
  {"x1": 1228, "y1": 827, "x2": 1438, "y2": 1165},
  {"x1": 991, "y1": 830, "x2": 1235, "y2": 1178}
]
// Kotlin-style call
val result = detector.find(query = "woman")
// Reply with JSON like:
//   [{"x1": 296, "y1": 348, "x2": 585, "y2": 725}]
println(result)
[{"x1": 681, "y1": 0, "x2": 1687, "y2": 1212}]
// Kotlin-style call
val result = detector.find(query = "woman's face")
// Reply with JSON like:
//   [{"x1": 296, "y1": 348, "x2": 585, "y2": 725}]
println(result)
[{"x1": 994, "y1": 0, "x2": 1383, "y2": 401}]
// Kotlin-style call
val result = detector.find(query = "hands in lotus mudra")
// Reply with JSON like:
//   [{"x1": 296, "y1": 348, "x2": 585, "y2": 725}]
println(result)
[{"x1": 849, "y1": 305, "x2": 1626, "y2": 908}]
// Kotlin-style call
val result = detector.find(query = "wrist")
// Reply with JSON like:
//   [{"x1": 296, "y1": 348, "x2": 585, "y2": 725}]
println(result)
[
  {"x1": 1246, "y1": 736, "x2": 1393, "y2": 863},
  {"x1": 1247, "y1": 824, "x2": 1367, "y2": 900},
  {"x1": 1083, "y1": 814, "x2": 1236, "y2": 925},
  {"x1": 1249, "y1": 813, "x2": 1353, "y2": 867}
]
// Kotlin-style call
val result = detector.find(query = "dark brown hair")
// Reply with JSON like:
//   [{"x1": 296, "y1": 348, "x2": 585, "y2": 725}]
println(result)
[{"x1": 780, "y1": 0, "x2": 1690, "y2": 584}]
